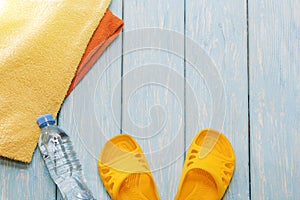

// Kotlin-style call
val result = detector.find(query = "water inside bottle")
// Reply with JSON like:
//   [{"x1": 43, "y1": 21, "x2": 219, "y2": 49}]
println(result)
[{"x1": 39, "y1": 125, "x2": 95, "y2": 199}]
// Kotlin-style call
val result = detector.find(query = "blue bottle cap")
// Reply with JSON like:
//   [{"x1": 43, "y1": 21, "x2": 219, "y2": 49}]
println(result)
[{"x1": 37, "y1": 114, "x2": 55, "y2": 128}]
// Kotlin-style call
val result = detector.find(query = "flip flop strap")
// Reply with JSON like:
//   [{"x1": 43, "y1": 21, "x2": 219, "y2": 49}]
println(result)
[{"x1": 99, "y1": 152, "x2": 151, "y2": 199}]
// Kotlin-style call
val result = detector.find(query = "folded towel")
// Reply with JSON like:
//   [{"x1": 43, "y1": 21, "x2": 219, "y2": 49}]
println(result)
[
  {"x1": 0, "y1": 0, "x2": 111, "y2": 163},
  {"x1": 67, "y1": 9, "x2": 123, "y2": 96}
]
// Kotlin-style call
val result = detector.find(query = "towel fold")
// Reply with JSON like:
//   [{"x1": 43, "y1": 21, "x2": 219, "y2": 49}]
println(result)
[
  {"x1": 67, "y1": 9, "x2": 123, "y2": 96},
  {"x1": 0, "y1": 0, "x2": 111, "y2": 163}
]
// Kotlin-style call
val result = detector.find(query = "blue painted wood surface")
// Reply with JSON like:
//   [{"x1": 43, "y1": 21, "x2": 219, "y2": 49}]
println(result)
[
  {"x1": 249, "y1": 0, "x2": 300, "y2": 199},
  {"x1": 185, "y1": 1, "x2": 249, "y2": 199},
  {"x1": 1, "y1": 0, "x2": 300, "y2": 199},
  {"x1": 58, "y1": 1, "x2": 122, "y2": 199},
  {"x1": 122, "y1": 1, "x2": 184, "y2": 199},
  {"x1": 0, "y1": 150, "x2": 56, "y2": 199}
]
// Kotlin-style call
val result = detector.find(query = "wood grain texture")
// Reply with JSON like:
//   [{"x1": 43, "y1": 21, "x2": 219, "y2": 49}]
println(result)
[
  {"x1": 186, "y1": 0, "x2": 249, "y2": 199},
  {"x1": 122, "y1": 0, "x2": 184, "y2": 199},
  {"x1": 2, "y1": 1, "x2": 300, "y2": 199},
  {"x1": 0, "y1": 150, "x2": 56, "y2": 200},
  {"x1": 57, "y1": 1, "x2": 123, "y2": 199},
  {"x1": 249, "y1": 0, "x2": 300, "y2": 199}
]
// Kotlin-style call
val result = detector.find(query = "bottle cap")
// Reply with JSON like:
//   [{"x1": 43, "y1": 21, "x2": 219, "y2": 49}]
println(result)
[{"x1": 37, "y1": 114, "x2": 55, "y2": 128}]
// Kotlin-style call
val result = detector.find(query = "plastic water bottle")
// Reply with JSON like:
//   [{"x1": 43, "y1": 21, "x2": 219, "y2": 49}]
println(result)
[{"x1": 37, "y1": 114, "x2": 96, "y2": 200}]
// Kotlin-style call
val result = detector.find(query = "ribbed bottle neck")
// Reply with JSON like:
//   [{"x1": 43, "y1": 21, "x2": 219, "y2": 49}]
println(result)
[{"x1": 40, "y1": 122, "x2": 55, "y2": 129}]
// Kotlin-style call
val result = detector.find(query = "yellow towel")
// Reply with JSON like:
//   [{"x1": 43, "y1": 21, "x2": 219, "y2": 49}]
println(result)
[{"x1": 0, "y1": 0, "x2": 111, "y2": 163}]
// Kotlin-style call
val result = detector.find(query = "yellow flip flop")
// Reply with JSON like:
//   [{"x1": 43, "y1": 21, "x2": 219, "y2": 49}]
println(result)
[
  {"x1": 175, "y1": 128, "x2": 235, "y2": 200},
  {"x1": 98, "y1": 134, "x2": 160, "y2": 200}
]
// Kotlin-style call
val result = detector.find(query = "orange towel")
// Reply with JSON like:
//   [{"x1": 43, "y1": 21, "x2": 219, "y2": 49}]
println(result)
[{"x1": 67, "y1": 9, "x2": 124, "y2": 96}]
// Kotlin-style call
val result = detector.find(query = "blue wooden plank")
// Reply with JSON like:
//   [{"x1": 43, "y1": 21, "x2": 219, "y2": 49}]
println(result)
[
  {"x1": 186, "y1": 0, "x2": 249, "y2": 199},
  {"x1": 249, "y1": 0, "x2": 300, "y2": 199},
  {"x1": 58, "y1": 1, "x2": 123, "y2": 199},
  {"x1": 123, "y1": 0, "x2": 184, "y2": 199},
  {"x1": 0, "y1": 150, "x2": 56, "y2": 200}
]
